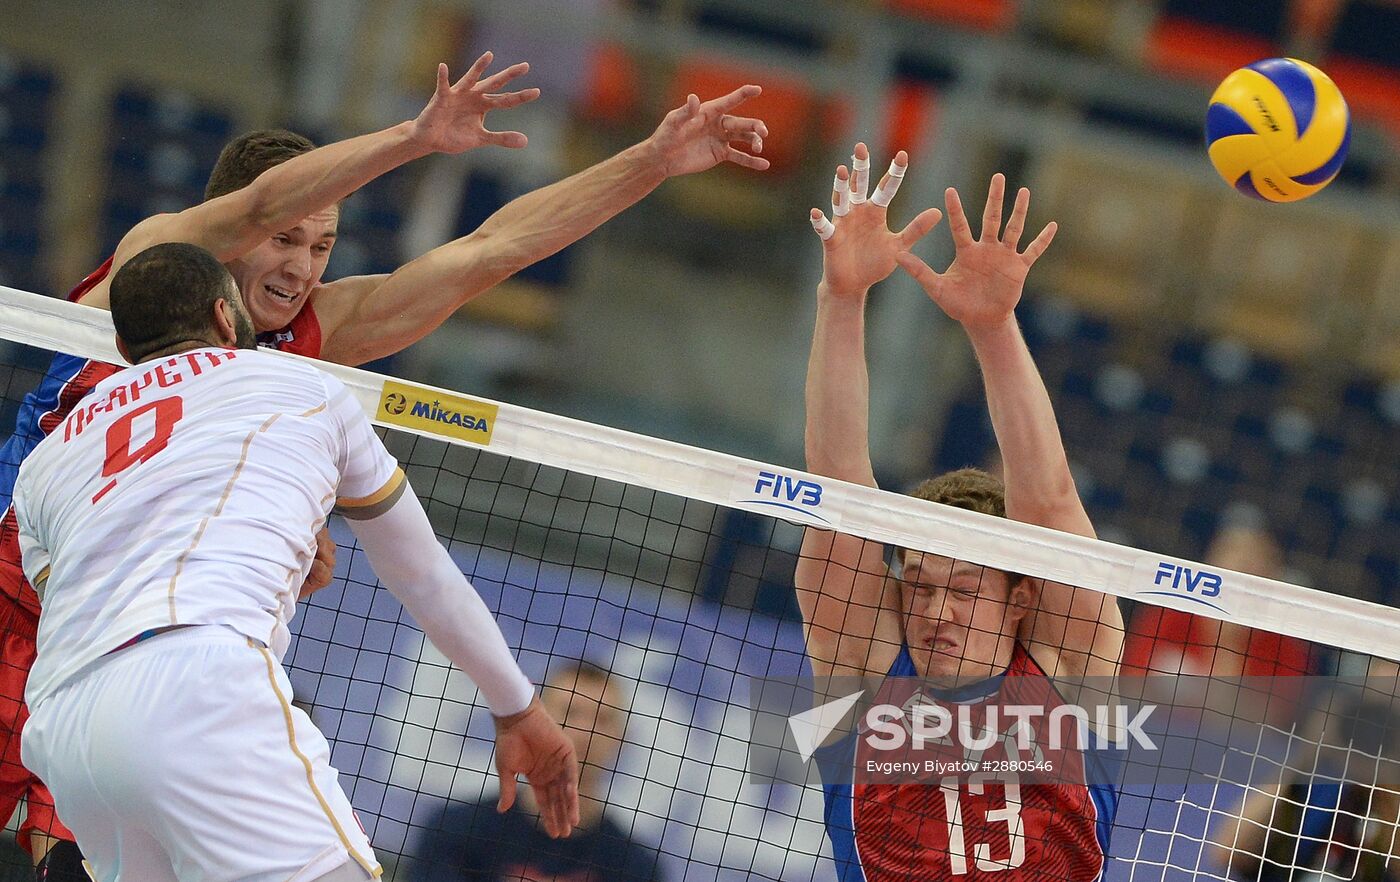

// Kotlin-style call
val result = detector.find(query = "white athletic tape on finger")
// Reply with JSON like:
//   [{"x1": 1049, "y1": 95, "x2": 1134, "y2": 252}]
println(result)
[
  {"x1": 850, "y1": 154, "x2": 870, "y2": 204},
  {"x1": 869, "y1": 159, "x2": 908, "y2": 208},
  {"x1": 811, "y1": 213, "x2": 836, "y2": 240},
  {"x1": 832, "y1": 174, "x2": 852, "y2": 217}
]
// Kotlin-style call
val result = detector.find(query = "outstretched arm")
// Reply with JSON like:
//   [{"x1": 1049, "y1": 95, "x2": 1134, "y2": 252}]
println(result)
[
  {"x1": 795, "y1": 144, "x2": 942, "y2": 679},
  {"x1": 897, "y1": 176, "x2": 1122, "y2": 677},
  {"x1": 311, "y1": 87, "x2": 772, "y2": 366},
  {"x1": 82, "y1": 54, "x2": 538, "y2": 311},
  {"x1": 346, "y1": 480, "x2": 579, "y2": 837}
]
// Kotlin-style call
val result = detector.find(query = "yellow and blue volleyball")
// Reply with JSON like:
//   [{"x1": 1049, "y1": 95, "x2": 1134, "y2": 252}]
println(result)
[{"x1": 1205, "y1": 58, "x2": 1350, "y2": 203}]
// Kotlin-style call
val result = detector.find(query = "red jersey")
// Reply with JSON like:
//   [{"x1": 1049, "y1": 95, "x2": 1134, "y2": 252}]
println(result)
[{"x1": 822, "y1": 643, "x2": 1117, "y2": 882}]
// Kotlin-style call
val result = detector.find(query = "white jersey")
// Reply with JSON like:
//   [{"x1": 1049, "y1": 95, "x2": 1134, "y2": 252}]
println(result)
[{"x1": 13, "y1": 347, "x2": 403, "y2": 708}]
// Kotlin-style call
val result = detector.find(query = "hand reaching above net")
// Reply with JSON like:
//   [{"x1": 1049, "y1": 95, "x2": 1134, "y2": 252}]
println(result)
[
  {"x1": 409, "y1": 53, "x2": 541, "y2": 154},
  {"x1": 639, "y1": 85, "x2": 771, "y2": 177},
  {"x1": 894, "y1": 173, "x2": 1056, "y2": 330},
  {"x1": 810, "y1": 142, "x2": 942, "y2": 297}
]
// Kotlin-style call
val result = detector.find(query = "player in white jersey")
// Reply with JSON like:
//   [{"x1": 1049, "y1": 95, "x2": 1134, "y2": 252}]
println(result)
[{"x1": 11, "y1": 243, "x2": 580, "y2": 882}]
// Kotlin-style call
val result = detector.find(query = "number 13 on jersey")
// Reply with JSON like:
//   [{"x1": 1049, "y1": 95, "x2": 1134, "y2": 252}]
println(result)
[{"x1": 940, "y1": 773, "x2": 1026, "y2": 875}]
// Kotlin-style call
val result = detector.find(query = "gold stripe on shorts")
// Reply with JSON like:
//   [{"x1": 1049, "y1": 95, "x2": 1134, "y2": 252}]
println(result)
[{"x1": 255, "y1": 641, "x2": 382, "y2": 878}]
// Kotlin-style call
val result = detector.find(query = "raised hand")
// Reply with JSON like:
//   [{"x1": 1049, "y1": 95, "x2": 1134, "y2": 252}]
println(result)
[
  {"x1": 409, "y1": 53, "x2": 541, "y2": 154},
  {"x1": 895, "y1": 173, "x2": 1056, "y2": 329},
  {"x1": 811, "y1": 142, "x2": 942, "y2": 296},
  {"x1": 642, "y1": 85, "x2": 771, "y2": 177},
  {"x1": 494, "y1": 697, "x2": 580, "y2": 838}
]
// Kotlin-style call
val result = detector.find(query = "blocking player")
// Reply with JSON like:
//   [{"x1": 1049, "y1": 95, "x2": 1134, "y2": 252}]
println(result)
[
  {"x1": 13, "y1": 242, "x2": 581, "y2": 882},
  {"x1": 0, "y1": 68, "x2": 769, "y2": 875},
  {"x1": 0, "y1": 52, "x2": 540, "y2": 875},
  {"x1": 796, "y1": 144, "x2": 1124, "y2": 880}
]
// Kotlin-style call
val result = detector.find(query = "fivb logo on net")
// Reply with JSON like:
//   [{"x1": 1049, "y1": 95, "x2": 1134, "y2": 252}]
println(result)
[
  {"x1": 736, "y1": 467, "x2": 832, "y2": 526},
  {"x1": 787, "y1": 689, "x2": 1158, "y2": 767}
]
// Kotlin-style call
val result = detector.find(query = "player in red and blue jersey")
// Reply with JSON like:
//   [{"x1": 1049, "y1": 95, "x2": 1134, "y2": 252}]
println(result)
[
  {"x1": 1, "y1": 64, "x2": 770, "y2": 878},
  {"x1": 796, "y1": 145, "x2": 1124, "y2": 881}
]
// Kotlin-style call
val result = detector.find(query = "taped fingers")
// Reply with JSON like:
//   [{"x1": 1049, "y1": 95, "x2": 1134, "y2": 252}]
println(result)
[
  {"x1": 870, "y1": 154, "x2": 908, "y2": 208},
  {"x1": 810, "y1": 209, "x2": 836, "y2": 240},
  {"x1": 850, "y1": 151, "x2": 871, "y2": 205},
  {"x1": 832, "y1": 165, "x2": 851, "y2": 217}
]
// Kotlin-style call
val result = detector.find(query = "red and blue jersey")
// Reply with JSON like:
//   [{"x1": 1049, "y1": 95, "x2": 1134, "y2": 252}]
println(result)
[
  {"x1": 0, "y1": 259, "x2": 323, "y2": 627},
  {"x1": 819, "y1": 643, "x2": 1119, "y2": 882}
]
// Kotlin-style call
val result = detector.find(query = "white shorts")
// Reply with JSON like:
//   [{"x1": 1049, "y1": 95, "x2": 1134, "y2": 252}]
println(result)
[{"x1": 23, "y1": 625, "x2": 381, "y2": 882}]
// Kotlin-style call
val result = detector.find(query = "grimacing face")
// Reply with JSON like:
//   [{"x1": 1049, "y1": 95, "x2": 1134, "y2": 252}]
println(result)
[
  {"x1": 898, "y1": 551, "x2": 1030, "y2": 684},
  {"x1": 223, "y1": 207, "x2": 338, "y2": 334}
]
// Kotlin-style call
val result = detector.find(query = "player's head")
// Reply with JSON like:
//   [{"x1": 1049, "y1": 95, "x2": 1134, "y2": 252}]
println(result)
[
  {"x1": 541, "y1": 661, "x2": 627, "y2": 790},
  {"x1": 206, "y1": 130, "x2": 339, "y2": 335},
  {"x1": 897, "y1": 468, "x2": 1037, "y2": 683},
  {"x1": 110, "y1": 242, "x2": 256, "y2": 362}
]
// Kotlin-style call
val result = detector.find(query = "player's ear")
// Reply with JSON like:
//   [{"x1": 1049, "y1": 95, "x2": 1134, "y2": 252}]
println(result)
[
  {"x1": 212, "y1": 297, "x2": 238, "y2": 347},
  {"x1": 114, "y1": 334, "x2": 132, "y2": 365},
  {"x1": 1008, "y1": 575, "x2": 1040, "y2": 619}
]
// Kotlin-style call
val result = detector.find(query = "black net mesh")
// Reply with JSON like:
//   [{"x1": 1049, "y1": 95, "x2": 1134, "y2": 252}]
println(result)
[{"x1": 0, "y1": 330, "x2": 1397, "y2": 882}]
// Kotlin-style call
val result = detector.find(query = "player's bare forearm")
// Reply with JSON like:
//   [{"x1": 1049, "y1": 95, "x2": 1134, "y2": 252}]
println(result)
[
  {"x1": 80, "y1": 123, "x2": 428, "y2": 313},
  {"x1": 153, "y1": 123, "x2": 428, "y2": 265},
  {"x1": 315, "y1": 86, "x2": 768, "y2": 364},
  {"x1": 476, "y1": 139, "x2": 669, "y2": 260},
  {"x1": 964, "y1": 318, "x2": 1094, "y2": 538},
  {"x1": 797, "y1": 281, "x2": 909, "y2": 679},
  {"x1": 215, "y1": 122, "x2": 429, "y2": 257},
  {"x1": 315, "y1": 143, "x2": 670, "y2": 365},
  {"x1": 805, "y1": 284, "x2": 878, "y2": 487},
  {"x1": 795, "y1": 526, "x2": 904, "y2": 678}
]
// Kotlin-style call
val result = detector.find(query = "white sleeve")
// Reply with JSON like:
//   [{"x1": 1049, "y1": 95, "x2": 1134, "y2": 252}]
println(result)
[
  {"x1": 11, "y1": 477, "x2": 52, "y2": 601},
  {"x1": 346, "y1": 486, "x2": 534, "y2": 717},
  {"x1": 321, "y1": 372, "x2": 400, "y2": 510}
]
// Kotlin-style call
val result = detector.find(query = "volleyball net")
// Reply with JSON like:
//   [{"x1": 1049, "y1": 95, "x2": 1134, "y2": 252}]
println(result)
[{"x1": 1, "y1": 285, "x2": 1398, "y2": 882}]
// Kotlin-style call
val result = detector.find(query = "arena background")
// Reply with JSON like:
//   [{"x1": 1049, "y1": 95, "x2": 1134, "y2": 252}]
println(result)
[{"x1": 1, "y1": 0, "x2": 1399, "y2": 878}]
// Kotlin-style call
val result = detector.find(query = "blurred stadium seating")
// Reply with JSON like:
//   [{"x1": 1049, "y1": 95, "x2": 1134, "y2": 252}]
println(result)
[
  {"x1": 0, "y1": 52, "x2": 54, "y2": 293},
  {"x1": 99, "y1": 85, "x2": 234, "y2": 258},
  {"x1": 936, "y1": 291, "x2": 1400, "y2": 605}
]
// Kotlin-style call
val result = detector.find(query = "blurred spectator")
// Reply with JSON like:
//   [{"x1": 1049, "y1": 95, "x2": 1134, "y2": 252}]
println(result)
[
  {"x1": 1123, "y1": 525, "x2": 1314, "y2": 722},
  {"x1": 1211, "y1": 695, "x2": 1400, "y2": 881},
  {"x1": 414, "y1": 661, "x2": 663, "y2": 881}
]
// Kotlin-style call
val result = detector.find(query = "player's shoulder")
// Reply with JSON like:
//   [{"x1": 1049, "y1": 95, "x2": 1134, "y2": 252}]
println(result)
[{"x1": 241, "y1": 345, "x2": 331, "y2": 383}]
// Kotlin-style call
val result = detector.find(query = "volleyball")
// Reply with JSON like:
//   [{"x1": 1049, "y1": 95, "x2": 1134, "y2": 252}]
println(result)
[{"x1": 1205, "y1": 57, "x2": 1350, "y2": 203}]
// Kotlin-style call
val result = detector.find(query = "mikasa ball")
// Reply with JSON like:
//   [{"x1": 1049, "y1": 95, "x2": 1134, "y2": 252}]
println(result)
[{"x1": 1205, "y1": 58, "x2": 1351, "y2": 203}]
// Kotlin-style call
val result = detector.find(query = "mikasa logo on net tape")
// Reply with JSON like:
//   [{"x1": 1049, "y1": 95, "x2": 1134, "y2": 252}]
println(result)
[{"x1": 378, "y1": 380, "x2": 499, "y2": 446}]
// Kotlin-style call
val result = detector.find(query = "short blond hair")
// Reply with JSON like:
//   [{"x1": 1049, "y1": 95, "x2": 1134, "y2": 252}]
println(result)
[{"x1": 909, "y1": 467, "x2": 1006, "y2": 517}]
